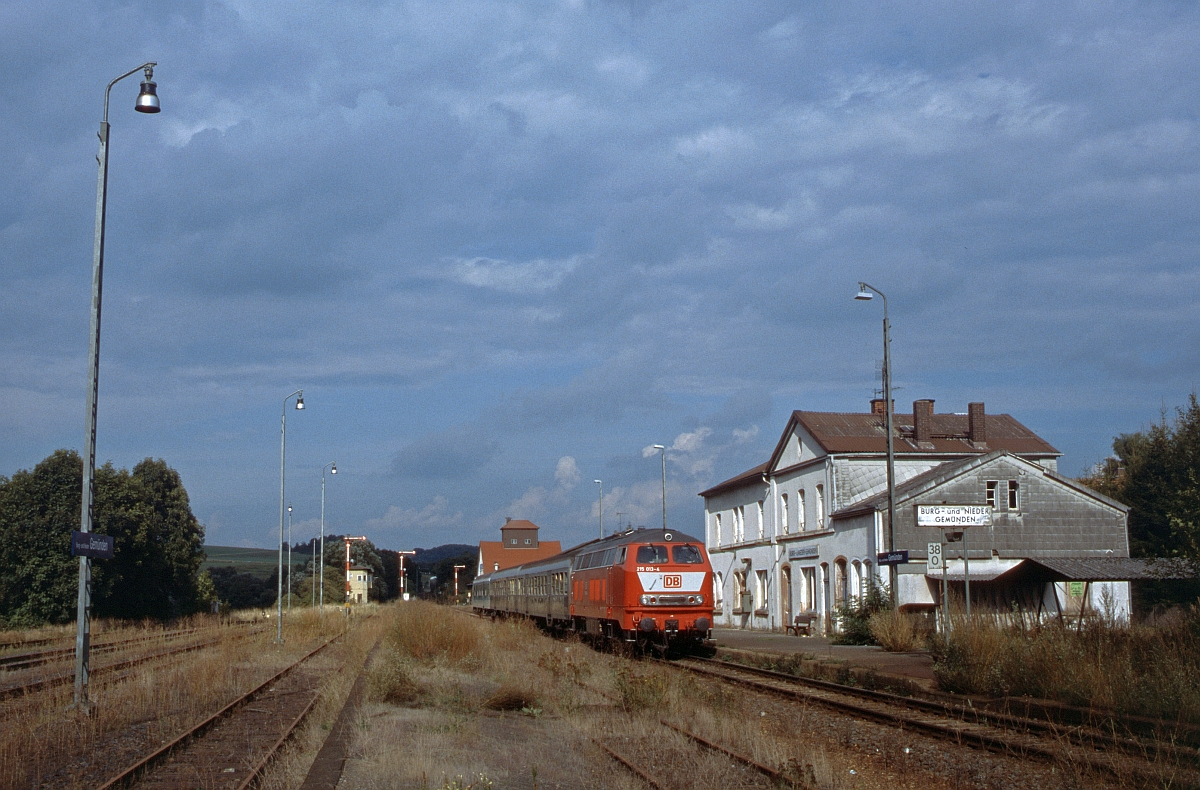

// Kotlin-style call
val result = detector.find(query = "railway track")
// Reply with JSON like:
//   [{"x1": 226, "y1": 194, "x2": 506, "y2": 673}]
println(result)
[
  {"x1": 0, "y1": 627, "x2": 205, "y2": 672},
  {"x1": 666, "y1": 656, "x2": 1200, "y2": 787},
  {"x1": 0, "y1": 626, "x2": 266, "y2": 702},
  {"x1": 96, "y1": 634, "x2": 340, "y2": 789},
  {"x1": 597, "y1": 719, "x2": 824, "y2": 790}
]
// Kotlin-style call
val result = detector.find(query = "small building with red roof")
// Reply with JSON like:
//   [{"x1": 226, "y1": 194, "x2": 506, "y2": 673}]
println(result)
[{"x1": 477, "y1": 518, "x2": 562, "y2": 577}]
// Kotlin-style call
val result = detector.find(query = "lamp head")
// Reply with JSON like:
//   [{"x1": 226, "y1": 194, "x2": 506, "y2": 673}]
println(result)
[
  {"x1": 331, "y1": 464, "x2": 337, "y2": 474},
  {"x1": 652, "y1": 444, "x2": 665, "y2": 451},
  {"x1": 288, "y1": 504, "x2": 292, "y2": 513},
  {"x1": 855, "y1": 283, "x2": 873, "y2": 301},
  {"x1": 295, "y1": 395, "x2": 304, "y2": 410},
  {"x1": 594, "y1": 479, "x2": 602, "y2": 485},
  {"x1": 135, "y1": 67, "x2": 160, "y2": 113}
]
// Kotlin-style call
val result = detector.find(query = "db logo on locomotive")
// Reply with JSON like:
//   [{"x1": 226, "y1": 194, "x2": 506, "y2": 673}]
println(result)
[{"x1": 664, "y1": 574, "x2": 683, "y2": 588}]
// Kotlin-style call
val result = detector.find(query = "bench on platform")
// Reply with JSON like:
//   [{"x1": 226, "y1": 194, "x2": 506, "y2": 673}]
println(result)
[{"x1": 786, "y1": 612, "x2": 817, "y2": 636}]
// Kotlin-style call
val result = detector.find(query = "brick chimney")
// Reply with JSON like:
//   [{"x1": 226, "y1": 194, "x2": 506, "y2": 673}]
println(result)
[
  {"x1": 870, "y1": 398, "x2": 891, "y2": 415},
  {"x1": 913, "y1": 399, "x2": 935, "y2": 446},
  {"x1": 968, "y1": 402, "x2": 986, "y2": 445}
]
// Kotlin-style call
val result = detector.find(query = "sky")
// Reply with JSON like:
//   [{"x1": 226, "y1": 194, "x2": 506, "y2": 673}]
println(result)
[{"x1": 2, "y1": 1, "x2": 1199, "y2": 553}]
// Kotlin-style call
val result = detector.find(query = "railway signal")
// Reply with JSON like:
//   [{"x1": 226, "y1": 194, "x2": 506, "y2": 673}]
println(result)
[
  {"x1": 453, "y1": 564, "x2": 467, "y2": 600},
  {"x1": 397, "y1": 550, "x2": 416, "y2": 600}
]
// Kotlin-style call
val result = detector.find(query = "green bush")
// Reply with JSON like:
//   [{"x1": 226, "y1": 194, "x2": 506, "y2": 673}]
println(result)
[{"x1": 832, "y1": 578, "x2": 889, "y2": 645}]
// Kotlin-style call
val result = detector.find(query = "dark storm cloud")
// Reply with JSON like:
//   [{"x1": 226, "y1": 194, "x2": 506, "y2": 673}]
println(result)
[{"x1": 2, "y1": 1, "x2": 1198, "y2": 549}]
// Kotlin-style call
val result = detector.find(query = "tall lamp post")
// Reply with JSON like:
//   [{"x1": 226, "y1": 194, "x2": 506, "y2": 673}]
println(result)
[
  {"x1": 74, "y1": 62, "x2": 161, "y2": 711},
  {"x1": 594, "y1": 479, "x2": 603, "y2": 538},
  {"x1": 652, "y1": 444, "x2": 666, "y2": 531},
  {"x1": 855, "y1": 282, "x2": 897, "y2": 609},
  {"x1": 277, "y1": 389, "x2": 304, "y2": 643},
  {"x1": 320, "y1": 461, "x2": 336, "y2": 612}
]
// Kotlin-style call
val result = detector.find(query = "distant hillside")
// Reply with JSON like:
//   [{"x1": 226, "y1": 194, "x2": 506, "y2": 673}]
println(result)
[
  {"x1": 202, "y1": 545, "x2": 281, "y2": 580},
  {"x1": 412, "y1": 544, "x2": 477, "y2": 565},
  {"x1": 202, "y1": 543, "x2": 478, "y2": 578}
]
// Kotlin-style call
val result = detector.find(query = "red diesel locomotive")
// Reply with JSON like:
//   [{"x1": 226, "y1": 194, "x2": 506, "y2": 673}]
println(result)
[{"x1": 472, "y1": 527, "x2": 715, "y2": 655}]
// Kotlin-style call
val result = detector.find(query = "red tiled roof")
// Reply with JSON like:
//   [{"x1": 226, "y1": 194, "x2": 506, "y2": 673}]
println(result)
[
  {"x1": 793, "y1": 411, "x2": 1059, "y2": 456},
  {"x1": 701, "y1": 406, "x2": 1059, "y2": 499},
  {"x1": 477, "y1": 540, "x2": 563, "y2": 575}
]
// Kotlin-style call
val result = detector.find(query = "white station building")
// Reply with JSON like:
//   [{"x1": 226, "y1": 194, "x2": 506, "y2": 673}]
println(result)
[{"x1": 700, "y1": 399, "x2": 1131, "y2": 634}]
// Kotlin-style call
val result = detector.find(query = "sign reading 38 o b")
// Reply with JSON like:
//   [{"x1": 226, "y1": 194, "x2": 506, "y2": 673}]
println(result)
[{"x1": 916, "y1": 505, "x2": 992, "y2": 527}]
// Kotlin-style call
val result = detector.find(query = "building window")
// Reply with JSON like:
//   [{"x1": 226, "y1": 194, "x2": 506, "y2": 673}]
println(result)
[
  {"x1": 986, "y1": 480, "x2": 998, "y2": 507},
  {"x1": 510, "y1": 538, "x2": 518, "y2": 545},
  {"x1": 781, "y1": 493, "x2": 789, "y2": 535},
  {"x1": 733, "y1": 571, "x2": 748, "y2": 613},
  {"x1": 755, "y1": 569, "x2": 769, "y2": 613},
  {"x1": 801, "y1": 567, "x2": 816, "y2": 612},
  {"x1": 797, "y1": 490, "x2": 806, "y2": 531},
  {"x1": 714, "y1": 513, "x2": 722, "y2": 547},
  {"x1": 816, "y1": 485, "x2": 825, "y2": 528},
  {"x1": 714, "y1": 572, "x2": 724, "y2": 609},
  {"x1": 757, "y1": 500, "x2": 764, "y2": 539},
  {"x1": 734, "y1": 506, "x2": 745, "y2": 542},
  {"x1": 524, "y1": 538, "x2": 531, "y2": 544},
  {"x1": 1008, "y1": 480, "x2": 1020, "y2": 511}
]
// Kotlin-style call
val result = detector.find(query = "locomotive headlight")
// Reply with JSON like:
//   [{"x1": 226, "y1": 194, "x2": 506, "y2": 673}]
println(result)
[{"x1": 639, "y1": 594, "x2": 657, "y2": 605}]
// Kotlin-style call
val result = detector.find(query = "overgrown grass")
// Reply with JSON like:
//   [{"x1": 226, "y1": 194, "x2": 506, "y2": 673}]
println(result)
[
  {"x1": 385, "y1": 600, "x2": 480, "y2": 662},
  {"x1": 868, "y1": 609, "x2": 925, "y2": 652},
  {"x1": 929, "y1": 603, "x2": 1200, "y2": 722}
]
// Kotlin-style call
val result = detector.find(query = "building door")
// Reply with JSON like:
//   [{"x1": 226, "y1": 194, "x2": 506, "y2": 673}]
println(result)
[{"x1": 780, "y1": 566, "x2": 792, "y2": 626}]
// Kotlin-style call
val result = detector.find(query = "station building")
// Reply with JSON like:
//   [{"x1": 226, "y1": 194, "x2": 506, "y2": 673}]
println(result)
[{"x1": 700, "y1": 399, "x2": 1131, "y2": 634}]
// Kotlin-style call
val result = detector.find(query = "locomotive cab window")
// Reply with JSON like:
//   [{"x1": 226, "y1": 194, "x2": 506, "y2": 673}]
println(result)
[
  {"x1": 636, "y1": 545, "x2": 669, "y2": 564},
  {"x1": 671, "y1": 545, "x2": 704, "y2": 564}
]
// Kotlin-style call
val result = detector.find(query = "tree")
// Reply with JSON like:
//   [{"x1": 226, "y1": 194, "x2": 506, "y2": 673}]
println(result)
[
  {"x1": 0, "y1": 450, "x2": 207, "y2": 627},
  {"x1": 323, "y1": 536, "x2": 389, "y2": 601},
  {"x1": 1084, "y1": 395, "x2": 1200, "y2": 564}
]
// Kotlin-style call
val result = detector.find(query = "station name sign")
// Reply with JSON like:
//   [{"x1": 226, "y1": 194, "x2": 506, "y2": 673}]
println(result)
[
  {"x1": 71, "y1": 531, "x2": 114, "y2": 559},
  {"x1": 787, "y1": 544, "x2": 819, "y2": 560},
  {"x1": 916, "y1": 505, "x2": 992, "y2": 527},
  {"x1": 877, "y1": 550, "x2": 909, "y2": 566}
]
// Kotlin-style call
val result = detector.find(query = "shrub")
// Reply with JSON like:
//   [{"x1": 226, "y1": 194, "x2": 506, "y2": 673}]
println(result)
[
  {"x1": 929, "y1": 604, "x2": 1200, "y2": 722},
  {"x1": 388, "y1": 600, "x2": 479, "y2": 662},
  {"x1": 613, "y1": 666, "x2": 668, "y2": 713},
  {"x1": 868, "y1": 609, "x2": 923, "y2": 652},
  {"x1": 832, "y1": 579, "x2": 889, "y2": 645},
  {"x1": 370, "y1": 653, "x2": 419, "y2": 705}
]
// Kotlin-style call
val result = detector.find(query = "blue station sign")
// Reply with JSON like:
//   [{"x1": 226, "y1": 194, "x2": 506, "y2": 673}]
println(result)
[
  {"x1": 877, "y1": 550, "x2": 909, "y2": 566},
  {"x1": 71, "y1": 531, "x2": 114, "y2": 559}
]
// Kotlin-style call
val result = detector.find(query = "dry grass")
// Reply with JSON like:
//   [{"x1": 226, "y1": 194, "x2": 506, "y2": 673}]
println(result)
[
  {"x1": 868, "y1": 609, "x2": 924, "y2": 652},
  {"x1": 930, "y1": 603, "x2": 1200, "y2": 722},
  {"x1": 346, "y1": 602, "x2": 1096, "y2": 790},
  {"x1": 0, "y1": 607, "x2": 361, "y2": 788}
]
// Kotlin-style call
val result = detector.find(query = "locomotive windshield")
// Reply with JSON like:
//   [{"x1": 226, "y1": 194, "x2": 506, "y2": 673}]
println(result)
[
  {"x1": 671, "y1": 545, "x2": 704, "y2": 564},
  {"x1": 635, "y1": 545, "x2": 669, "y2": 563}
]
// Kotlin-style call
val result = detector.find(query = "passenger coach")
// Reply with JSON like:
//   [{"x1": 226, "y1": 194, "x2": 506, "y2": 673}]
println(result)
[{"x1": 473, "y1": 528, "x2": 714, "y2": 655}]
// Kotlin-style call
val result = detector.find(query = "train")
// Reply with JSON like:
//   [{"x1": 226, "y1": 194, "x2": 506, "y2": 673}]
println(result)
[{"x1": 471, "y1": 527, "x2": 716, "y2": 656}]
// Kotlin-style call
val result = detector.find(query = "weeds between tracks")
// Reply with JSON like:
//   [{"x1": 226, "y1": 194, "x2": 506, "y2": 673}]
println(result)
[
  {"x1": 0, "y1": 610, "x2": 347, "y2": 789},
  {"x1": 331, "y1": 602, "x2": 1127, "y2": 790}
]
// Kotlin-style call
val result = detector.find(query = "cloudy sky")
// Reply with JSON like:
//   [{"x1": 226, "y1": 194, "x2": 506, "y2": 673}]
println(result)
[{"x1": 2, "y1": 1, "x2": 1198, "y2": 552}]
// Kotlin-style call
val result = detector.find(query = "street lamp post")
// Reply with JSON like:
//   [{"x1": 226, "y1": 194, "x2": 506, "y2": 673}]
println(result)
[
  {"x1": 277, "y1": 390, "x2": 304, "y2": 643},
  {"x1": 594, "y1": 479, "x2": 603, "y2": 538},
  {"x1": 320, "y1": 461, "x2": 336, "y2": 613},
  {"x1": 287, "y1": 504, "x2": 293, "y2": 612},
  {"x1": 652, "y1": 445, "x2": 666, "y2": 531},
  {"x1": 74, "y1": 62, "x2": 161, "y2": 711},
  {"x1": 855, "y1": 282, "x2": 897, "y2": 609}
]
